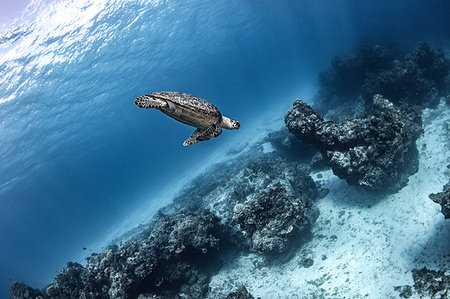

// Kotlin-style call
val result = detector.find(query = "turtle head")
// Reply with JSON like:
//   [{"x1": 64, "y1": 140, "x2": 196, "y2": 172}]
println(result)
[{"x1": 220, "y1": 116, "x2": 240, "y2": 130}]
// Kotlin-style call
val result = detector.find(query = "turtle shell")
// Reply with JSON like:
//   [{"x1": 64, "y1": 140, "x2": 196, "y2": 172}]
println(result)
[{"x1": 150, "y1": 92, "x2": 222, "y2": 128}]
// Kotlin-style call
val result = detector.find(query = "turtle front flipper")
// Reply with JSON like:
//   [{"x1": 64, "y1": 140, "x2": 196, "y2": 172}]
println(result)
[
  {"x1": 183, "y1": 128, "x2": 204, "y2": 146},
  {"x1": 183, "y1": 125, "x2": 223, "y2": 146},
  {"x1": 134, "y1": 95, "x2": 168, "y2": 109}
]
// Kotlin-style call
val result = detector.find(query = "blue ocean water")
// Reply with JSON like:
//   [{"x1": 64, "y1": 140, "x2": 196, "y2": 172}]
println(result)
[{"x1": 0, "y1": 0, "x2": 449, "y2": 297}]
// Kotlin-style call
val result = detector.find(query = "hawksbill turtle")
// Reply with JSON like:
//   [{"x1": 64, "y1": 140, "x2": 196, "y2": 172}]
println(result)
[{"x1": 134, "y1": 92, "x2": 240, "y2": 146}]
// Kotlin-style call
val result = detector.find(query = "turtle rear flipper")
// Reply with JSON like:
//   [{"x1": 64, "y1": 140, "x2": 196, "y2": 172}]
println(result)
[
  {"x1": 183, "y1": 125, "x2": 222, "y2": 146},
  {"x1": 134, "y1": 95, "x2": 168, "y2": 109}
]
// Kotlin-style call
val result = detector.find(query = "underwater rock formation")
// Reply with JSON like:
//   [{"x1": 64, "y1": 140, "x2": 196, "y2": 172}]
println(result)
[
  {"x1": 167, "y1": 152, "x2": 320, "y2": 254},
  {"x1": 169, "y1": 153, "x2": 319, "y2": 224},
  {"x1": 225, "y1": 285, "x2": 255, "y2": 299},
  {"x1": 285, "y1": 94, "x2": 423, "y2": 192},
  {"x1": 411, "y1": 268, "x2": 450, "y2": 298},
  {"x1": 315, "y1": 43, "x2": 450, "y2": 113},
  {"x1": 396, "y1": 268, "x2": 450, "y2": 298},
  {"x1": 429, "y1": 182, "x2": 450, "y2": 219},
  {"x1": 232, "y1": 186, "x2": 318, "y2": 253},
  {"x1": 9, "y1": 282, "x2": 44, "y2": 299},
  {"x1": 362, "y1": 43, "x2": 450, "y2": 108},
  {"x1": 316, "y1": 44, "x2": 393, "y2": 110},
  {"x1": 10, "y1": 210, "x2": 226, "y2": 299}
]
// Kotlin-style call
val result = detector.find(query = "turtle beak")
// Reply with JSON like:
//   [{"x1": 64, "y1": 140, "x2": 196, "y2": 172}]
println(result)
[{"x1": 234, "y1": 121, "x2": 240, "y2": 129}]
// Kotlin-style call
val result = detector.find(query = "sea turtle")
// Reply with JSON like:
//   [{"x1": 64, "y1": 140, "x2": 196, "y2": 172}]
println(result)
[{"x1": 134, "y1": 91, "x2": 240, "y2": 146}]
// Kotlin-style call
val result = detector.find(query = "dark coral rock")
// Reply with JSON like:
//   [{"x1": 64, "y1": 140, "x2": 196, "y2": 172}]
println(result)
[
  {"x1": 318, "y1": 44, "x2": 394, "y2": 102},
  {"x1": 137, "y1": 295, "x2": 165, "y2": 299},
  {"x1": 169, "y1": 153, "x2": 319, "y2": 227},
  {"x1": 166, "y1": 151, "x2": 320, "y2": 256},
  {"x1": 148, "y1": 209, "x2": 222, "y2": 257},
  {"x1": 315, "y1": 44, "x2": 395, "y2": 113},
  {"x1": 232, "y1": 186, "x2": 318, "y2": 253},
  {"x1": 395, "y1": 268, "x2": 450, "y2": 298},
  {"x1": 16, "y1": 209, "x2": 226, "y2": 299},
  {"x1": 408, "y1": 42, "x2": 450, "y2": 82},
  {"x1": 412, "y1": 268, "x2": 450, "y2": 298},
  {"x1": 285, "y1": 94, "x2": 423, "y2": 192},
  {"x1": 45, "y1": 262, "x2": 100, "y2": 298},
  {"x1": 399, "y1": 285, "x2": 413, "y2": 298},
  {"x1": 429, "y1": 183, "x2": 450, "y2": 219},
  {"x1": 98, "y1": 209, "x2": 223, "y2": 298},
  {"x1": 300, "y1": 257, "x2": 314, "y2": 268},
  {"x1": 362, "y1": 43, "x2": 450, "y2": 108},
  {"x1": 394, "y1": 285, "x2": 413, "y2": 298},
  {"x1": 225, "y1": 285, "x2": 255, "y2": 299},
  {"x1": 9, "y1": 281, "x2": 44, "y2": 299},
  {"x1": 315, "y1": 42, "x2": 450, "y2": 113}
]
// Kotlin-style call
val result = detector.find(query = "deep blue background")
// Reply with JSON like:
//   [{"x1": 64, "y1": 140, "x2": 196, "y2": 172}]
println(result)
[{"x1": 0, "y1": 0, "x2": 449, "y2": 296}]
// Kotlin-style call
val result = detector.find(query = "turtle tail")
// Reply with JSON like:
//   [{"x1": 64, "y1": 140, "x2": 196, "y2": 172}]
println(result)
[{"x1": 134, "y1": 95, "x2": 167, "y2": 109}]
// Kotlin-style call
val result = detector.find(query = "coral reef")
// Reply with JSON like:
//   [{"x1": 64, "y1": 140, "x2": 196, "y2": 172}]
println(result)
[
  {"x1": 315, "y1": 43, "x2": 450, "y2": 114},
  {"x1": 317, "y1": 44, "x2": 394, "y2": 110},
  {"x1": 225, "y1": 286, "x2": 255, "y2": 299},
  {"x1": 10, "y1": 210, "x2": 226, "y2": 299},
  {"x1": 412, "y1": 268, "x2": 450, "y2": 298},
  {"x1": 285, "y1": 94, "x2": 423, "y2": 192},
  {"x1": 362, "y1": 43, "x2": 450, "y2": 108},
  {"x1": 396, "y1": 268, "x2": 450, "y2": 298},
  {"x1": 10, "y1": 151, "x2": 320, "y2": 298},
  {"x1": 167, "y1": 151, "x2": 320, "y2": 254},
  {"x1": 232, "y1": 186, "x2": 318, "y2": 253},
  {"x1": 9, "y1": 282, "x2": 44, "y2": 299},
  {"x1": 429, "y1": 181, "x2": 450, "y2": 219},
  {"x1": 169, "y1": 152, "x2": 319, "y2": 225}
]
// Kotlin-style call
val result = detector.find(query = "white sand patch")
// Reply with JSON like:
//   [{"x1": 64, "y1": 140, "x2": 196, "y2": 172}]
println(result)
[
  {"x1": 262, "y1": 142, "x2": 275, "y2": 153},
  {"x1": 209, "y1": 101, "x2": 450, "y2": 298}
]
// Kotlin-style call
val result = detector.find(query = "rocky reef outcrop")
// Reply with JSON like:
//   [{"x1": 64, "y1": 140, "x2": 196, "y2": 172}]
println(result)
[
  {"x1": 411, "y1": 268, "x2": 450, "y2": 298},
  {"x1": 168, "y1": 152, "x2": 320, "y2": 254},
  {"x1": 232, "y1": 186, "x2": 318, "y2": 254},
  {"x1": 429, "y1": 181, "x2": 450, "y2": 219},
  {"x1": 316, "y1": 44, "x2": 393, "y2": 110},
  {"x1": 395, "y1": 268, "x2": 450, "y2": 298},
  {"x1": 362, "y1": 43, "x2": 450, "y2": 108},
  {"x1": 285, "y1": 94, "x2": 423, "y2": 192},
  {"x1": 225, "y1": 286, "x2": 255, "y2": 299},
  {"x1": 316, "y1": 43, "x2": 450, "y2": 114},
  {"x1": 9, "y1": 282, "x2": 44, "y2": 299},
  {"x1": 11, "y1": 209, "x2": 226, "y2": 299}
]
